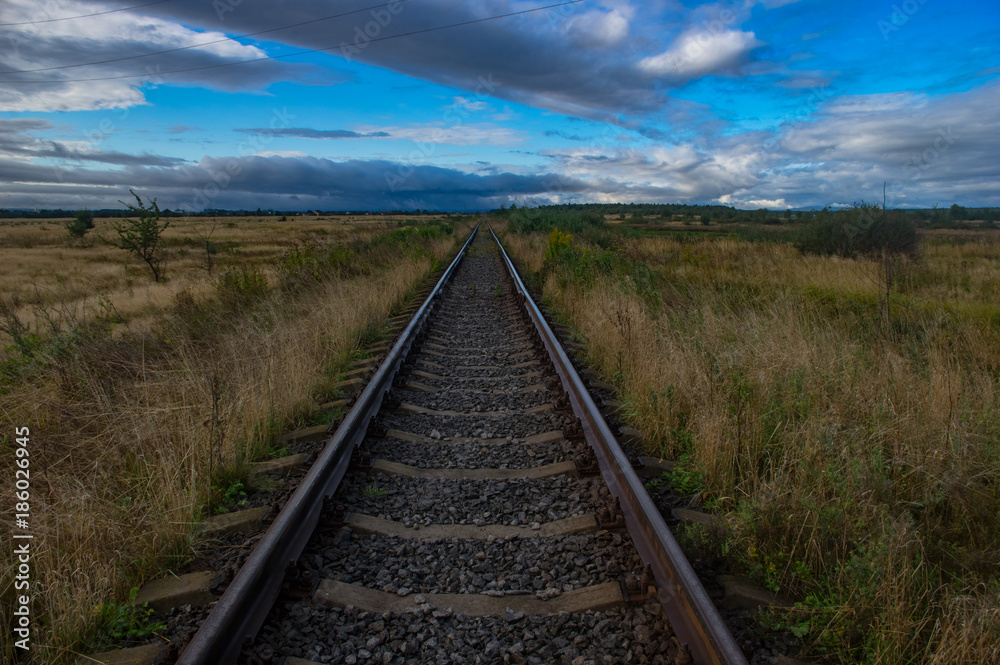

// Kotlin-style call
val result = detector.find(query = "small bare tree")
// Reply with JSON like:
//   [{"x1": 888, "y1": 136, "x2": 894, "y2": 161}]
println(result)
[
  {"x1": 193, "y1": 218, "x2": 219, "y2": 275},
  {"x1": 0, "y1": 294, "x2": 32, "y2": 355},
  {"x1": 114, "y1": 189, "x2": 170, "y2": 282}
]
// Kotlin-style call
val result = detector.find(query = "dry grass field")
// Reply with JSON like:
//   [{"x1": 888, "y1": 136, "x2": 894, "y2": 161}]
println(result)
[
  {"x1": 501, "y1": 220, "x2": 1000, "y2": 664},
  {"x1": 0, "y1": 214, "x2": 468, "y2": 663},
  {"x1": 0, "y1": 215, "x2": 451, "y2": 343}
]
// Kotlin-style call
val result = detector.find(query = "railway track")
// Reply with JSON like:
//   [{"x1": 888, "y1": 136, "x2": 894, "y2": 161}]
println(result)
[{"x1": 175, "y1": 222, "x2": 748, "y2": 665}]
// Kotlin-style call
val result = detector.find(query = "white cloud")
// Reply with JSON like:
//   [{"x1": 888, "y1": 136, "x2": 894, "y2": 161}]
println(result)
[
  {"x1": 356, "y1": 123, "x2": 528, "y2": 147},
  {"x1": 750, "y1": 0, "x2": 802, "y2": 8},
  {"x1": 0, "y1": 0, "x2": 312, "y2": 112},
  {"x1": 541, "y1": 143, "x2": 750, "y2": 200},
  {"x1": 448, "y1": 96, "x2": 488, "y2": 112},
  {"x1": 639, "y1": 29, "x2": 762, "y2": 80},
  {"x1": 254, "y1": 150, "x2": 309, "y2": 158},
  {"x1": 745, "y1": 197, "x2": 788, "y2": 209},
  {"x1": 0, "y1": 81, "x2": 148, "y2": 113},
  {"x1": 565, "y1": 9, "x2": 630, "y2": 47}
]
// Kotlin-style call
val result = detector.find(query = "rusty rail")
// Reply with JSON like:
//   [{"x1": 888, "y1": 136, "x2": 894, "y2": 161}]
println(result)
[
  {"x1": 175, "y1": 221, "x2": 480, "y2": 665},
  {"x1": 176, "y1": 218, "x2": 745, "y2": 665},
  {"x1": 490, "y1": 223, "x2": 749, "y2": 665}
]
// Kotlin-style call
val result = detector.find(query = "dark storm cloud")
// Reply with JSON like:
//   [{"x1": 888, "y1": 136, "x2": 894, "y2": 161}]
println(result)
[
  {"x1": 4, "y1": 0, "x2": 774, "y2": 121},
  {"x1": 0, "y1": 117, "x2": 188, "y2": 166},
  {"x1": 543, "y1": 130, "x2": 585, "y2": 141},
  {"x1": 0, "y1": 153, "x2": 591, "y2": 211},
  {"x1": 0, "y1": 118, "x2": 54, "y2": 132},
  {"x1": 127, "y1": 0, "x2": 664, "y2": 120}
]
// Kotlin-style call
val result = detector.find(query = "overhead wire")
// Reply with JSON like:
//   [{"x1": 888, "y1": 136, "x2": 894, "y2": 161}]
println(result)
[
  {"x1": 1, "y1": 0, "x2": 585, "y2": 84},
  {"x1": 0, "y1": 0, "x2": 171, "y2": 27}
]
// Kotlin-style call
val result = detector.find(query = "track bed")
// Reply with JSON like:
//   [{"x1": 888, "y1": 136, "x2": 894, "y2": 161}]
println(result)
[{"x1": 243, "y1": 235, "x2": 680, "y2": 665}]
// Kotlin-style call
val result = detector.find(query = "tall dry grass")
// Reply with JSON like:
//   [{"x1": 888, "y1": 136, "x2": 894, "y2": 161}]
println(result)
[
  {"x1": 0, "y1": 216, "x2": 435, "y2": 343},
  {"x1": 503, "y1": 226, "x2": 1000, "y2": 664},
  {"x1": 0, "y1": 219, "x2": 463, "y2": 663}
]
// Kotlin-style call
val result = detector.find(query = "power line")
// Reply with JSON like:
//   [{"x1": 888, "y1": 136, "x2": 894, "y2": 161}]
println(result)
[
  {"x1": 0, "y1": 0, "x2": 413, "y2": 75},
  {"x1": 0, "y1": 0, "x2": 171, "y2": 27},
  {"x1": 2, "y1": 0, "x2": 585, "y2": 84}
]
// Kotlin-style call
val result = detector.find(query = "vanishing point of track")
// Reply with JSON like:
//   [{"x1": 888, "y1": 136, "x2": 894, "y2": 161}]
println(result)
[{"x1": 175, "y1": 222, "x2": 749, "y2": 665}]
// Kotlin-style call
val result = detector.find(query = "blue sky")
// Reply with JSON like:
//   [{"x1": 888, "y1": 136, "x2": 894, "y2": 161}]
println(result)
[{"x1": 0, "y1": 0, "x2": 997, "y2": 211}]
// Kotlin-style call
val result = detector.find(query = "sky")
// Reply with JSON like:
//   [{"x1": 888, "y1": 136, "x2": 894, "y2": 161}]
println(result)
[{"x1": 0, "y1": 0, "x2": 997, "y2": 212}]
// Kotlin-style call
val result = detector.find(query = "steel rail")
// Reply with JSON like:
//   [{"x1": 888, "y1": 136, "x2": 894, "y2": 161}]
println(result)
[
  {"x1": 490, "y1": 223, "x2": 749, "y2": 665},
  {"x1": 175, "y1": 221, "x2": 481, "y2": 665}
]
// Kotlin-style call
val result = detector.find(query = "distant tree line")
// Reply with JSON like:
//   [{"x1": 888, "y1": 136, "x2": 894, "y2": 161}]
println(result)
[
  {"x1": 0, "y1": 207, "x2": 452, "y2": 219},
  {"x1": 494, "y1": 202, "x2": 1000, "y2": 228},
  {"x1": 5, "y1": 201, "x2": 998, "y2": 230},
  {"x1": 495, "y1": 201, "x2": 1000, "y2": 261}
]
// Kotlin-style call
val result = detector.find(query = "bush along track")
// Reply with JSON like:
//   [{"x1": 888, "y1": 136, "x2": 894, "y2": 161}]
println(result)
[
  {"x1": 0, "y1": 219, "x2": 465, "y2": 664},
  {"x1": 498, "y1": 211, "x2": 1000, "y2": 665}
]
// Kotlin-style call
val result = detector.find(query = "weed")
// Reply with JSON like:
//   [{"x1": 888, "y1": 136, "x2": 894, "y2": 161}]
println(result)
[
  {"x1": 544, "y1": 228, "x2": 574, "y2": 263},
  {"x1": 266, "y1": 442, "x2": 291, "y2": 458},
  {"x1": 663, "y1": 457, "x2": 704, "y2": 496},
  {"x1": 216, "y1": 264, "x2": 269, "y2": 311},
  {"x1": 215, "y1": 480, "x2": 249, "y2": 513},
  {"x1": 93, "y1": 588, "x2": 166, "y2": 648},
  {"x1": 676, "y1": 521, "x2": 729, "y2": 564},
  {"x1": 363, "y1": 482, "x2": 387, "y2": 498},
  {"x1": 307, "y1": 406, "x2": 343, "y2": 427}
]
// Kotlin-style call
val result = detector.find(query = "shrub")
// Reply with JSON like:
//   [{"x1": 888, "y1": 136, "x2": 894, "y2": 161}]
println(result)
[
  {"x1": 797, "y1": 202, "x2": 918, "y2": 258},
  {"x1": 508, "y1": 207, "x2": 606, "y2": 234},
  {"x1": 113, "y1": 190, "x2": 170, "y2": 281},
  {"x1": 544, "y1": 228, "x2": 573, "y2": 263},
  {"x1": 65, "y1": 209, "x2": 95, "y2": 240},
  {"x1": 216, "y1": 265, "x2": 269, "y2": 311},
  {"x1": 276, "y1": 242, "x2": 355, "y2": 292}
]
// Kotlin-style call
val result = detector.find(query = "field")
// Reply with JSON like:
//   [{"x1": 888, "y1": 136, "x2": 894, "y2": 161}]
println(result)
[
  {"x1": 499, "y1": 214, "x2": 1000, "y2": 664},
  {"x1": 0, "y1": 214, "x2": 452, "y2": 342},
  {"x1": 0, "y1": 214, "x2": 467, "y2": 663},
  {"x1": 4, "y1": 208, "x2": 998, "y2": 664}
]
